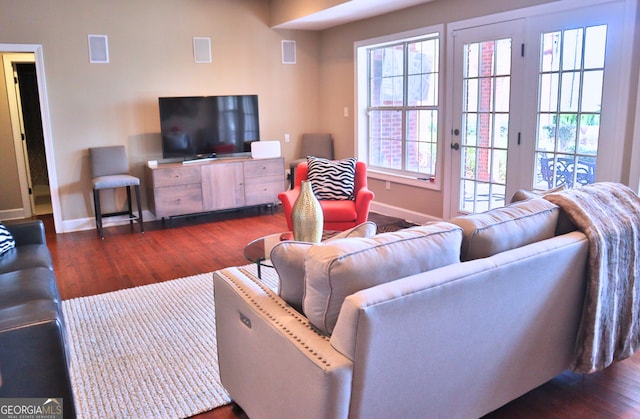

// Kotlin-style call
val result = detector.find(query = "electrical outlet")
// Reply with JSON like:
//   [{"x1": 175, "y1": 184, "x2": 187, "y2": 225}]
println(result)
[
  {"x1": 343, "y1": 107, "x2": 349, "y2": 117},
  {"x1": 385, "y1": 181, "x2": 391, "y2": 190},
  {"x1": 284, "y1": 133, "x2": 290, "y2": 143}
]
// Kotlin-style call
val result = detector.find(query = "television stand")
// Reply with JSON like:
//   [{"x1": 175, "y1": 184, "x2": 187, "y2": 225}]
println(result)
[
  {"x1": 181, "y1": 154, "x2": 217, "y2": 165},
  {"x1": 144, "y1": 157, "x2": 285, "y2": 219},
  {"x1": 182, "y1": 157, "x2": 216, "y2": 165}
]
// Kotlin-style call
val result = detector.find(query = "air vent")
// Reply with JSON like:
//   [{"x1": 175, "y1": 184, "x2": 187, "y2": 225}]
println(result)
[
  {"x1": 88, "y1": 35, "x2": 109, "y2": 64},
  {"x1": 193, "y1": 37, "x2": 212, "y2": 63},
  {"x1": 282, "y1": 40, "x2": 296, "y2": 64}
]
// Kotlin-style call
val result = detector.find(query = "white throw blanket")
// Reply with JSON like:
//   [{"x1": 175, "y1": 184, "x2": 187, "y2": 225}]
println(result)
[{"x1": 544, "y1": 182, "x2": 640, "y2": 373}]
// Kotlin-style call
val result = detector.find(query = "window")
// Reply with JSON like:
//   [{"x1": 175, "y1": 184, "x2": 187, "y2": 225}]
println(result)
[
  {"x1": 356, "y1": 28, "x2": 442, "y2": 186},
  {"x1": 533, "y1": 25, "x2": 607, "y2": 190}
]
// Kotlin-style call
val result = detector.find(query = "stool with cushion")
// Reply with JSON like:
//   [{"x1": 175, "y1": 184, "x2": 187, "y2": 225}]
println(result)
[{"x1": 89, "y1": 146, "x2": 144, "y2": 239}]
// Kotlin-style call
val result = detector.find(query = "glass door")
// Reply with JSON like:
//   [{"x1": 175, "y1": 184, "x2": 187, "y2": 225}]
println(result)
[
  {"x1": 448, "y1": 2, "x2": 625, "y2": 218},
  {"x1": 450, "y1": 21, "x2": 524, "y2": 215},
  {"x1": 532, "y1": 25, "x2": 608, "y2": 191}
]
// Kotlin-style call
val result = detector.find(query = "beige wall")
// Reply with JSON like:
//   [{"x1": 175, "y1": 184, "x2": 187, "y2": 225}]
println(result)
[
  {"x1": 0, "y1": 0, "x2": 320, "y2": 224},
  {"x1": 318, "y1": 0, "x2": 567, "y2": 218},
  {"x1": 1, "y1": 0, "x2": 638, "y2": 228}
]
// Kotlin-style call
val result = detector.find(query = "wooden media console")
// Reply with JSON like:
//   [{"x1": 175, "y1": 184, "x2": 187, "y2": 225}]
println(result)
[{"x1": 144, "y1": 157, "x2": 285, "y2": 219}]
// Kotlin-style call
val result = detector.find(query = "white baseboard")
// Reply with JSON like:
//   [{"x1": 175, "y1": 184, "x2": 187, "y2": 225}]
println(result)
[
  {"x1": 60, "y1": 210, "x2": 156, "y2": 233},
  {"x1": 0, "y1": 208, "x2": 27, "y2": 221},
  {"x1": 370, "y1": 202, "x2": 441, "y2": 225},
  {"x1": 59, "y1": 205, "x2": 435, "y2": 233}
]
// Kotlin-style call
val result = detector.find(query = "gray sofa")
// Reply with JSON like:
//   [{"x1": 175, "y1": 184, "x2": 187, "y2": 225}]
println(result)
[
  {"x1": 0, "y1": 220, "x2": 76, "y2": 419},
  {"x1": 213, "y1": 197, "x2": 589, "y2": 418}
]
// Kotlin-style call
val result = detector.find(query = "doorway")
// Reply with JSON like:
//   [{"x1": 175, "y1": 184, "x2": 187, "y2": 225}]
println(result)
[
  {"x1": 16, "y1": 61, "x2": 51, "y2": 215},
  {"x1": 2, "y1": 53, "x2": 51, "y2": 216},
  {"x1": 0, "y1": 44, "x2": 60, "y2": 232},
  {"x1": 447, "y1": 2, "x2": 625, "y2": 217},
  {"x1": 449, "y1": 20, "x2": 524, "y2": 215}
]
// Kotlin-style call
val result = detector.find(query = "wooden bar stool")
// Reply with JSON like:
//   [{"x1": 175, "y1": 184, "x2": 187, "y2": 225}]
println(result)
[{"x1": 89, "y1": 146, "x2": 144, "y2": 239}]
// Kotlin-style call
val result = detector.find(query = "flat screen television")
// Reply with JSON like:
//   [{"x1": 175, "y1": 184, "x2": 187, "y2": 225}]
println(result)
[{"x1": 158, "y1": 95, "x2": 260, "y2": 160}]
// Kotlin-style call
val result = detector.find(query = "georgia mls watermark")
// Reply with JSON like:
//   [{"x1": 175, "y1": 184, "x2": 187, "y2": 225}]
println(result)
[{"x1": 0, "y1": 398, "x2": 63, "y2": 419}]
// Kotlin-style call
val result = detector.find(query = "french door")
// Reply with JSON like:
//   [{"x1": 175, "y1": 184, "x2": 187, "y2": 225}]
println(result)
[
  {"x1": 448, "y1": 2, "x2": 625, "y2": 216},
  {"x1": 449, "y1": 21, "x2": 524, "y2": 214}
]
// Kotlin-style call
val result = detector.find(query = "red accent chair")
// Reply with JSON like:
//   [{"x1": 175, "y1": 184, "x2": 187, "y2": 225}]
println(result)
[{"x1": 278, "y1": 161, "x2": 375, "y2": 231}]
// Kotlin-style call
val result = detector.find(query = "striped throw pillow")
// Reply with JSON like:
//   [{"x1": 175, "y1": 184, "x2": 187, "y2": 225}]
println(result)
[
  {"x1": 0, "y1": 222, "x2": 16, "y2": 255},
  {"x1": 307, "y1": 156, "x2": 356, "y2": 200}
]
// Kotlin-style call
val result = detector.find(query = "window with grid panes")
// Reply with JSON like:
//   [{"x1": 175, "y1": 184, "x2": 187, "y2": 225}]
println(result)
[{"x1": 366, "y1": 34, "x2": 440, "y2": 178}]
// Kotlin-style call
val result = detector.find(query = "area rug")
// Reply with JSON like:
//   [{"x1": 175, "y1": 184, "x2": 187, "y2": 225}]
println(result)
[
  {"x1": 368, "y1": 212, "x2": 418, "y2": 233},
  {"x1": 62, "y1": 264, "x2": 277, "y2": 419}
]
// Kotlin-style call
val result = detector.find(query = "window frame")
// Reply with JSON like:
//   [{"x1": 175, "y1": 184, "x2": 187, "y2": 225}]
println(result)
[{"x1": 355, "y1": 25, "x2": 444, "y2": 191}]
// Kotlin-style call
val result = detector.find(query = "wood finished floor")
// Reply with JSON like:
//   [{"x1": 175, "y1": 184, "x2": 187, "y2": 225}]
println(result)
[{"x1": 39, "y1": 210, "x2": 640, "y2": 419}]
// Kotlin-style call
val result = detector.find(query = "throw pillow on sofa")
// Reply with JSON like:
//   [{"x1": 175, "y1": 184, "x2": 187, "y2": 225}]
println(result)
[
  {"x1": 306, "y1": 156, "x2": 356, "y2": 200},
  {"x1": 0, "y1": 222, "x2": 16, "y2": 256},
  {"x1": 271, "y1": 221, "x2": 378, "y2": 311},
  {"x1": 449, "y1": 198, "x2": 559, "y2": 261},
  {"x1": 510, "y1": 187, "x2": 575, "y2": 235},
  {"x1": 509, "y1": 184, "x2": 566, "y2": 203},
  {"x1": 303, "y1": 222, "x2": 463, "y2": 335}
]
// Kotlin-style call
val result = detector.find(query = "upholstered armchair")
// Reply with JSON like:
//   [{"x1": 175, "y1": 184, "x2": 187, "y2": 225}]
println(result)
[{"x1": 278, "y1": 160, "x2": 374, "y2": 231}]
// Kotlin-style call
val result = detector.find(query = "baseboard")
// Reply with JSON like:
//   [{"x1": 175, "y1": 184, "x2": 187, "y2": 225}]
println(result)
[
  {"x1": 60, "y1": 210, "x2": 155, "y2": 233},
  {"x1": 60, "y1": 217, "x2": 94, "y2": 233},
  {"x1": 59, "y1": 204, "x2": 434, "y2": 233},
  {"x1": 0, "y1": 208, "x2": 27, "y2": 221},
  {"x1": 370, "y1": 202, "x2": 441, "y2": 225}
]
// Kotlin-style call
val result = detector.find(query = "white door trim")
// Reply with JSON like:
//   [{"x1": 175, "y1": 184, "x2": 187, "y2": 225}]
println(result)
[
  {"x1": 2, "y1": 53, "x2": 33, "y2": 218},
  {"x1": 0, "y1": 44, "x2": 61, "y2": 233},
  {"x1": 448, "y1": 20, "x2": 525, "y2": 216},
  {"x1": 629, "y1": 69, "x2": 640, "y2": 193}
]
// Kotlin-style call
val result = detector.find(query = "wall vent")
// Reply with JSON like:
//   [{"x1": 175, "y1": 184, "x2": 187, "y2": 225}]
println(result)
[
  {"x1": 282, "y1": 40, "x2": 296, "y2": 64},
  {"x1": 193, "y1": 37, "x2": 212, "y2": 63},
  {"x1": 88, "y1": 35, "x2": 109, "y2": 64}
]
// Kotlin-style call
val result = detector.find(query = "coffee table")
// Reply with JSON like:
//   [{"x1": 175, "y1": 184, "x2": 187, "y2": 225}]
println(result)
[
  {"x1": 244, "y1": 232, "x2": 290, "y2": 279},
  {"x1": 244, "y1": 231, "x2": 340, "y2": 278}
]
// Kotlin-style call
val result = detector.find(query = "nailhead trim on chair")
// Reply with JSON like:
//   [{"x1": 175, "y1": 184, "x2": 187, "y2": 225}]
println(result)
[{"x1": 217, "y1": 268, "x2": 335, "y2": 368}]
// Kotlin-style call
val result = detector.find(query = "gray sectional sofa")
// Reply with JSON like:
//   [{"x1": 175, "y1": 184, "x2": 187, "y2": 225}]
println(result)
[
  {"x1": 213, "y1": 196, "x2": 593, "y2": 418},
  {"x1": 0, "y1": 220, "x2": 76, "y2": 419}
]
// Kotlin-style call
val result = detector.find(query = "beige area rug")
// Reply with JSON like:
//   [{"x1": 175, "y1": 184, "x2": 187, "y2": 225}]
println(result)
[{"x1": 62, "y1": 264, "x2": 277, "y2": 419}]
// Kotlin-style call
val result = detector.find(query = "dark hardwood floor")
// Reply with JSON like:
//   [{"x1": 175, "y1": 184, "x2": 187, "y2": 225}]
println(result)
[
  {"x1": 39, "y1": 209, "x2": 640, "y2": 419},
  {"x1": 46, "y1": 209, "x2": 287, "y2": 301}
]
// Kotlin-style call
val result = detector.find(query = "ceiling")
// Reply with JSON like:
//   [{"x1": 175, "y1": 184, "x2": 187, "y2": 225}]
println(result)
[{"x1": 273, "y1": 0, "x2": 437, "y2": 31}]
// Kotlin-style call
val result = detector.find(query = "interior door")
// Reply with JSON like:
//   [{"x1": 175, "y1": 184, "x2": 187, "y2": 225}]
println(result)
[
  {"x1": 15, "y1": 62, "x2": 51, "y2": 215},
  {"x1": 449, "y1": 21, "x2": 524, "y2": 216},
  {"x1": 2, "y1": 53, "x2": 35, "y2": 218}
]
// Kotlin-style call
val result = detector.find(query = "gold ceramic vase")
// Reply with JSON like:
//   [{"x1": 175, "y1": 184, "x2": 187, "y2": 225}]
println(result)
[{"x1": 292, "y1": 180, "x2": 323, "y2": 243}]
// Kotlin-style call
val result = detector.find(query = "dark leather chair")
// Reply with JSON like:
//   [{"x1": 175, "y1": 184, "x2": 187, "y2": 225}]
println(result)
[{"x1": 0, "y1": 220, "x2": 76, "y2": 418}]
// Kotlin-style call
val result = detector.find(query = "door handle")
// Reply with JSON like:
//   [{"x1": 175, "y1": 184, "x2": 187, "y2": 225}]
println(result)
[{"x1": 451, "y1": 143, "x2": 460, "y2": 151}]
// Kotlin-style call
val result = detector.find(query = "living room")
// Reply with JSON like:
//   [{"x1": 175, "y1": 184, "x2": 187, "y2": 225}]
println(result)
[
  {"x1": 1, "y1": 0, "x2": 640, "y2": 418},
  {"x1": 1, "y1": 0, "x2": 639, "y2": 232}
]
